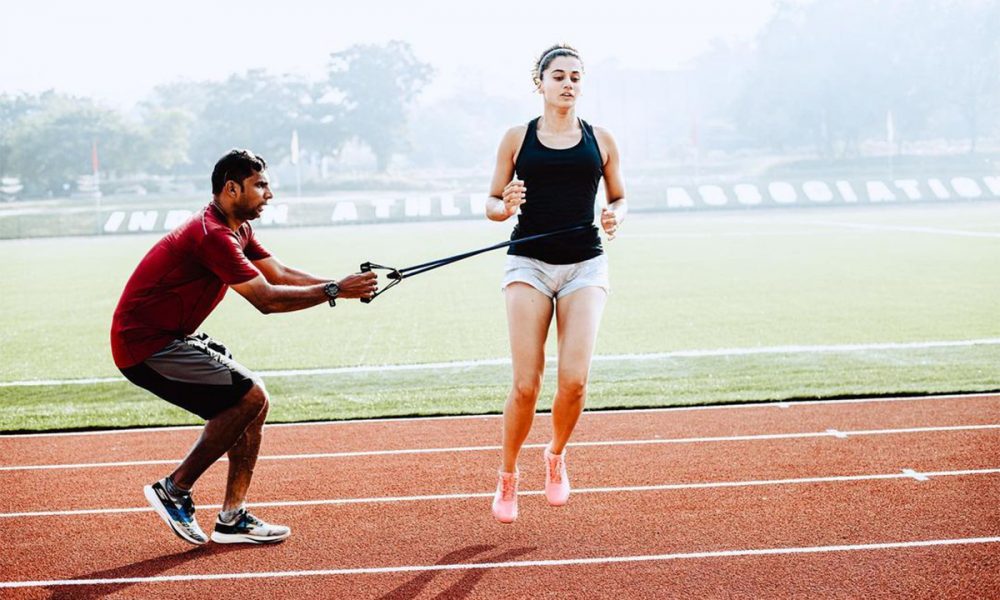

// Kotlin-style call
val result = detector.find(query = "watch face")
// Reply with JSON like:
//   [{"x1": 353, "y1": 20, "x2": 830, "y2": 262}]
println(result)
[{"x1": 326, "y1": 282, "x2": 339, "y2": 297}]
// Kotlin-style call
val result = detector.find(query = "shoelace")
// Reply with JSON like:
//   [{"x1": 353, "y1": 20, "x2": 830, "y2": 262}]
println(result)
[
  {"x1": 548, "y1": 456, "x2": 563, "y2": 484},
  {"x1": 237, "y1": 510, "x2": 265, "y2": 529},
  {"x1": 178, "y1": 495, "x2": 195, "y2": 521},
  {"x1": 500, "y1": 476, "x2": 516, "y2": 501}
]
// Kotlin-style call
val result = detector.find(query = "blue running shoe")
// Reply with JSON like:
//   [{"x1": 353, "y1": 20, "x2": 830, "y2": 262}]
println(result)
[
  {"x1": 143, "y1": 479, "x2": 208, "y2": 545},
  {"x1": 211, "y1": 507, "x2": 290, "y2": 544}
]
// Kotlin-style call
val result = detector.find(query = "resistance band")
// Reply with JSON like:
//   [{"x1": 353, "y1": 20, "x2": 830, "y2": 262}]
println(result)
[{"x1": 359, "y1": 223, "x2": 591, "y2": 303}]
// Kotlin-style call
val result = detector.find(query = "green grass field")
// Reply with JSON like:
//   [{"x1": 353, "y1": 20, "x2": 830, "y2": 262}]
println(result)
[{"x1": 2, "y1": 202, "x2": 999, "y2": 431}]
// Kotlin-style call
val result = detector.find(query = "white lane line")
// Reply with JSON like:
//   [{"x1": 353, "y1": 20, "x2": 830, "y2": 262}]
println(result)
[
  {"x1": 624, "y1": 231, "x2": 846, "y2": 239},
  {"x1": 811, "y1": 221, "x2": 1000, "y2": 239},
  {"x1": 3, "y1": 536, "x2": 998, "y2": 588},
  {"x1": 902, "y1": 469, "x2": 930, "y2": 482},
  {"x1": 3, "y1": 423, "x2": 997, "y2": 472},
  {"x1": 3, "y1": 468, "x2": 997, "y2": 519},
  {"x1": 5, "y1": 338, "x2": 1000, "y2": 388},
  {"x1": 3, "y1": 392, "x2": 999, "y2": 440}
]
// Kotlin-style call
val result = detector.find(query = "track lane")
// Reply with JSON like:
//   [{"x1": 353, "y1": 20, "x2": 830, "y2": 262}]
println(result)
[
  {"x1": 1, "y1": 427, "x2": 997, "y2": 515},
  {"x1": 1, "y1": 476, "x2": 997, "y2": 590},
  {"x1": 2, "y1": 394, "x2": 996, "y2": 467},
  {"x1": 2, "y1": 394, "x2": 998, "y2": 597}
]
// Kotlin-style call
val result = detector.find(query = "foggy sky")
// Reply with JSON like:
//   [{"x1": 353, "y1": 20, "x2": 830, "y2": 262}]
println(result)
[{"x1": 1, "y1": 0, "x2": 776, "y2": 108}]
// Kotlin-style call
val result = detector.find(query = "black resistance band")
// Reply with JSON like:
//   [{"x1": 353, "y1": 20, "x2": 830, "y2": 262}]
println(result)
[{"x1": 359, "y1": 223, "x2": 591, "y2": 303}]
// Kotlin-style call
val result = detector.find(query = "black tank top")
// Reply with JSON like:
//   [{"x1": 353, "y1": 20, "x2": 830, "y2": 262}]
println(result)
[{"x1": 508, "y1": 117, "x2": 604, "y2": 264}]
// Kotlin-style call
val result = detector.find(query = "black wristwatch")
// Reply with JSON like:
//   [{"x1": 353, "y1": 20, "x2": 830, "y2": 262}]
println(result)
[{"x1": 323, "y1": 281, "x2": 340, "y2": 307}]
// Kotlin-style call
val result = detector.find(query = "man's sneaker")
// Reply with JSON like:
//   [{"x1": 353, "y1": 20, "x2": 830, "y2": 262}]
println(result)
[
  {"x1": 491, "y1": 470, "x2": 519, "y2": 524},
  {"x1": 544, "y1": 445, "x2": 570, "y2": 506},
  {"x1": 210, "y1": 507, "x2": 291, "y2": 544},
  {"x1": 143, "y1": 479, "x2": 207, "y2": 545}
]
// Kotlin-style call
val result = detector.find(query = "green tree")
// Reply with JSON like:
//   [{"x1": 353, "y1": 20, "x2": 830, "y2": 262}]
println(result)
[
  {"x1": 8, "y1": 94, "x2": 143, "y2": 195},
  {"x1": 933, "y1": 0, "x2": 1000, "y2": 152},
  {"x1": 729, "y1": 0, "x2": 998, "y2": 156},
  {"x1": 187, "y1": 70, "x2": 307, "y2": 170},
  {"x1": 0, "y1": 93, "x2": 45, "y2": 178},
  {"x1": 326, "y1": 41, "x2": 433, "y2": 172}
]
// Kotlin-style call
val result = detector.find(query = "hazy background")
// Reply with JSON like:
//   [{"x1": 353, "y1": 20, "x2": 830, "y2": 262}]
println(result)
[{"x1": 1, "y1": 0, "x2": 998, "y2": 200}]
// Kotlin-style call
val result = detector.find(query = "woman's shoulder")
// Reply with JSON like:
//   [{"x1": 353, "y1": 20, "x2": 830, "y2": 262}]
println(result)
[
  {"x1": 582, "y1": 120, "x2": 614, "y2": 140},
  {"x1": 587, "y1": 123, "x2": 617, "y2": 149},
  {"x1": 499, "y1": 123, "x2": 530, "y2": 152},
  {"x1": 504, "y1": 123, "x2": 529, "y2": 138}
]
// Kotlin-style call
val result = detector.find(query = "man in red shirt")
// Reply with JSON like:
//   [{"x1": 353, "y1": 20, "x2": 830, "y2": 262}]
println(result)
[{"x1": 112, "y1": 149, "x2": 377, "y2": 545}]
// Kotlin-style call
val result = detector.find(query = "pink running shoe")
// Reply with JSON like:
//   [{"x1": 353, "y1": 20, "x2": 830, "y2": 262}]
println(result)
[
  {"x1": 491, "y1": 470, "x2": 519, "y2": 523},
  {"x1": 544, "y1": 445, "x2": 570, "y2": 506}
]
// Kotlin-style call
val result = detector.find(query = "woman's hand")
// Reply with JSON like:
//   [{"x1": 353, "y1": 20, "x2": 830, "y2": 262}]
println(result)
[
  {"x1": 601, "y1": 207, "x2": 620, "y2": 240},
  {"x1": 502, "y1": 178, "x2": 527, "y2": 217}
]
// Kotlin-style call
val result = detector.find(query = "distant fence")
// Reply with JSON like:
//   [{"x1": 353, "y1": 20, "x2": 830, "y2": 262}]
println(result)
[{"x1": 2, "y1": 174, "x2": 998, "y2": 239}]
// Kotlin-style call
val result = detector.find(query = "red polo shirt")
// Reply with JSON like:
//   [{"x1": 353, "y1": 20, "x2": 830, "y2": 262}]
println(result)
[{"x1": 110, "y1": 203, "x2": 270, "y2": 368}]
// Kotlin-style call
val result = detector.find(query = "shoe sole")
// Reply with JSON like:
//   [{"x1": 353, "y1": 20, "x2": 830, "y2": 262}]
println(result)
[
  {"x1": 210, "y1": 530, "x2": 290, "y2": 544},
  {"x1": 143, "y1": 485, "x2": 207, "y2": 546},
  {"x1": 491, "y1": 501, "x2": 517, "y2": 524},
  {"x1": 545, "y1": 490, "x2": 570, "y2": 507}
]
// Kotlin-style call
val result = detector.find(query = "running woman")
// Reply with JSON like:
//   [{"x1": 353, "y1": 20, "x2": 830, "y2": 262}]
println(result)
[
  {"x1": 486, "y1": 44, "x2": 626, "y2": 523},
  {"x1": 112, "y1": 149, "x2": 377, "y2": 545}
]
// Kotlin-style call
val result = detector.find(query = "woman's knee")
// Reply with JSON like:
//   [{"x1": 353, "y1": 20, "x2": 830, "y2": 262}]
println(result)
[
  {"x1": 557, "y1": 375, "x2": 588, "y2": 402},
  {"x1": 510, "y1": 378, "x2": 542, "y2": 406}
]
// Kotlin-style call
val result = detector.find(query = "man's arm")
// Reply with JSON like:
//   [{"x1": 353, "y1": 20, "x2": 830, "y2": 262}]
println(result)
[
  {"x1": 231, "y1": 268, "x2": 378, "y2": 314},
  {"x1": 230, "y1": 276, "x2": 328, "y2": 314},
  {"x1": 253, "y1": 256, "x2": 327, "y2": 286}
]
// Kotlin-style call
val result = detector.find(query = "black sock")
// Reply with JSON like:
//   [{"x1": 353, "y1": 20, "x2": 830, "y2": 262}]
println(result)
[{"x1": 163, "y1": 476, "x2": 190, "y2": 498}]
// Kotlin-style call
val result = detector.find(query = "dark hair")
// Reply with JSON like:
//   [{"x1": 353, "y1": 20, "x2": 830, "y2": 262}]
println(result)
[
  {"x1": 532, "y1": 44, "x2": 583, "y2": 87},
  {"x1": 211, "y1": 149, "x2": 267, "y2": 195}
]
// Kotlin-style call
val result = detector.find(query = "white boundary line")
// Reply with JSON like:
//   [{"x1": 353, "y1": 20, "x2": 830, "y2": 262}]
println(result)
[
  {"x1": 3, "y1": 391, "x2": 998, "y2": 439},
  {"x1": 811, "y1": 221, "x2": 1000, "y2": 238},
  {"x1": 2, "y1": 423, "x2": 997, "y2": 472},
  {"x1": 3, "y1": 535, "x2": 999, "y2": 588},
  {"x1": 4, "y1": 338, "x2": 1000, "y2": 388},
  {"x1": 2, "y1": 468, "x2": 997, "y2": 519}
]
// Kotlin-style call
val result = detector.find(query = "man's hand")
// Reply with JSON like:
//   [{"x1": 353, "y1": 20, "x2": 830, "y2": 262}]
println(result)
[{"x1": 337, "y1": 271, "x2": 379, "y2": 300}]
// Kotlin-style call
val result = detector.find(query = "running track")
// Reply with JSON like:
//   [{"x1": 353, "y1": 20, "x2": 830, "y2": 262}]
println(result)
[{"x1": 1, "y1": 394, "x2": 997, "y2": 598}]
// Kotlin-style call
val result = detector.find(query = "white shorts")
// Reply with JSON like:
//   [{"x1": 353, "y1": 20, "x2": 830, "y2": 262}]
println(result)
[{"x1": 501, "y1": 254, "x2": 610, "y2": 299}]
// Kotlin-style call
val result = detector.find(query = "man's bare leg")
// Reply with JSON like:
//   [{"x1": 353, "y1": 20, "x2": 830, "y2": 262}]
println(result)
[
  {"x1": 169, "y1": 384, "x2": 268, "y2": 490},
  {"x1": 221, "y1": 398, "x2": 268, "y2": 512}
]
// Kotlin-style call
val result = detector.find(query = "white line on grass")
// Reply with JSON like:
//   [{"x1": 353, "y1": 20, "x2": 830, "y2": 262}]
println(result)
[
  {"x1": 2, "y1": 392, "x2": 998, "y2": 439},
  {"x1": 2, "y1": 535, "x2": 998, "y2": 588},
  {"x1": 2, "y1": 468, "x2": 997, "y2": 519},
  {"x1": 4, "y1": 338, "x2": 1000, "y2": 388},
  {"x1": 810, "y1": 221, "x2": 1000, "y2": 238},
  {"x1": 2, "y1": 423, "x2": 997, "y2": 472},
  {"x1": 623, "y1": 231, "x2": 846, "y2": 239}
]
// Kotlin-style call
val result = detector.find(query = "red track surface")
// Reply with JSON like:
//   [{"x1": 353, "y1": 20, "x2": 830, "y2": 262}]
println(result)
[{"x1": 1, "y1": 394, "x2": 998, "y2": 598}]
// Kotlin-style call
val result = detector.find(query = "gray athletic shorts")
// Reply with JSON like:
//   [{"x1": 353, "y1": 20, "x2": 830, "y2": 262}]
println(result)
[
  {"x1": 119, "y1": 334, "x2": 259, "y2": 420},
  {"x1": 501, "y1": 254, "x2": 610, "y2": 299}
]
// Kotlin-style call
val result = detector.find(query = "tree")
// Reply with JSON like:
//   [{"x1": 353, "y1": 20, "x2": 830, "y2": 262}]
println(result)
[
  {"x1": 0, "y1": 93, "x2": 45, "y2": 178},
  {"x1": 8, "y1": 94, "x2": 143, "y2": 195},
  {"x1": 326, "y1": 41, "x2": 433, "y2": 172},
  {"x1": 933, "y1": 0, "x2": 1000, "y2": 152},
  {"x1": 728, "y1": 0, "x2": 997, "y2": 156},
  {"x1": 186, "y1": 70, "x2": 311, "y2": 171}
]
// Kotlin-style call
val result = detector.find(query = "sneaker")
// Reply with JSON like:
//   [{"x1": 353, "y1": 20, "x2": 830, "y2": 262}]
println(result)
[
  {"x1": 143, "y1": 479, "x2": 208, "y2": 545},
  {"x1": 544, "y1": 445, "x2": 570, "y2": 506},
  {"x1": 210, "y1": 507, "x2": 291, "y2": 544},
  {"x1": 491, "y1": 470, "x2": 519, "y2": 524}
]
